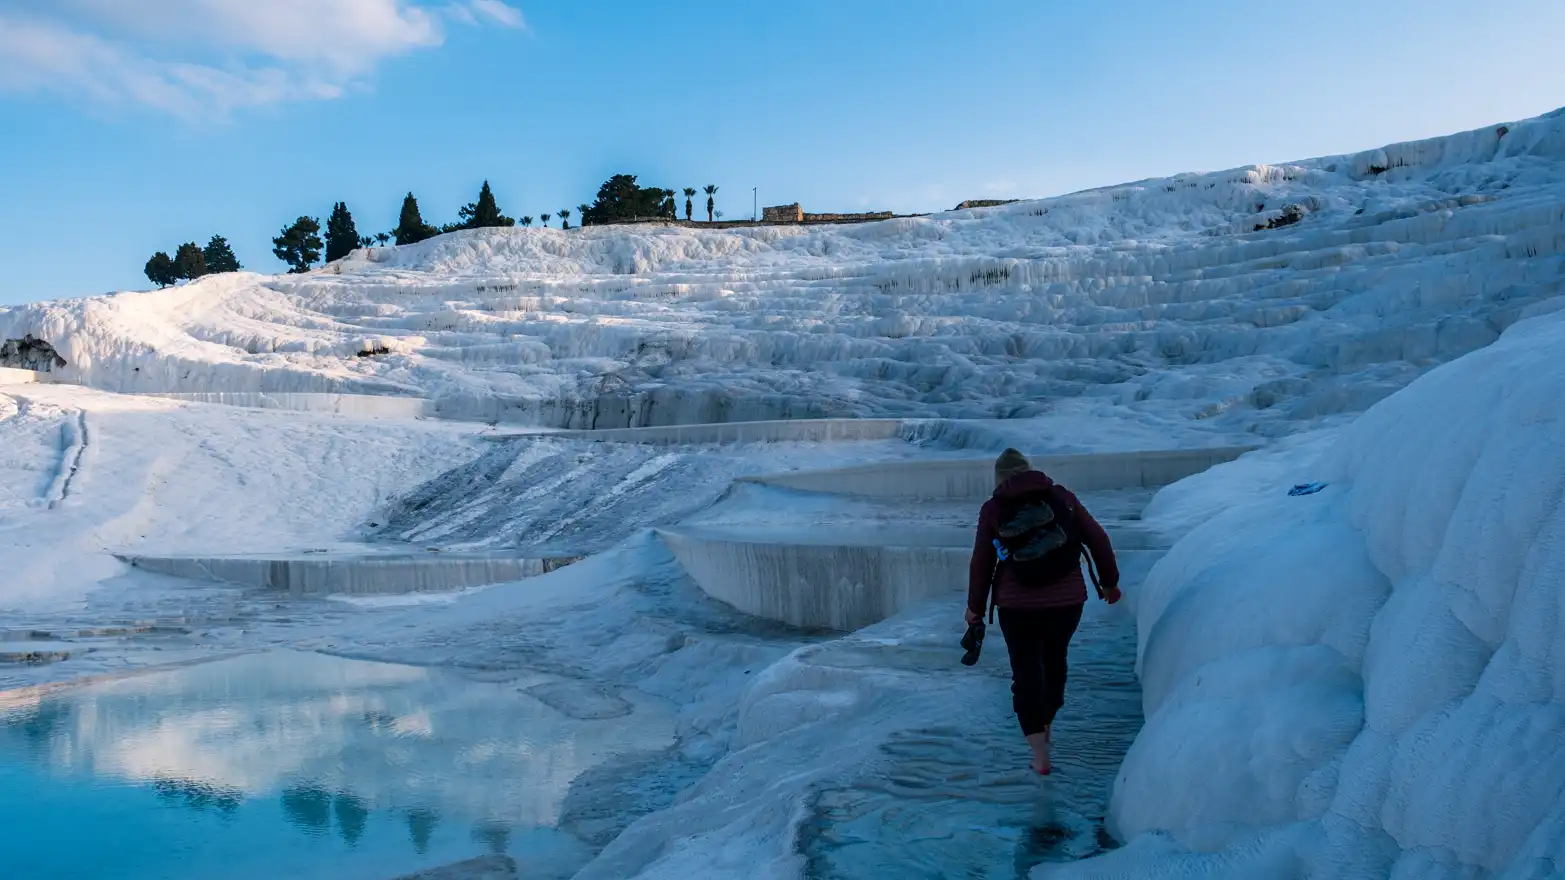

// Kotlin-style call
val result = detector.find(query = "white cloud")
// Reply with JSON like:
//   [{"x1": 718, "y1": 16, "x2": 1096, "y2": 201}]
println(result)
[
  {"x1": 0, "y1": 15, "x2": 317, "y2": 118},
  {"x1": 0, "y1": 0, "x2": 523, "y2": 118},
  {"x1": 465, "y1": 0, "x2": 524, "y2": 28}
]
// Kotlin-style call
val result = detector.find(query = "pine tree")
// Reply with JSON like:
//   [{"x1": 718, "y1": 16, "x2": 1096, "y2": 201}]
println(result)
[
  {"x1": 323, "y1": 202, "x2": 361, "y2": 263},
  {"x1": 202, "y1": 235, "x2": 241, "y2": 273},
  {"x1": 456, "y1": 180, "x2": 515, "y2": 229},
  {"x1": 273, "y1": 216, "x2": 323, "y2": 274},
  {"x1": 174, "y1": 242, "x2": 207, "y2": 280},
  {"x1": 393, "y1": 193, "x2": 439, "y2": 245},
  {"x1": 580, "y1": 174, "x2": 677, "y2": 225},
  {"x1": 144, "y1": 252, "x2": 178, "y2": 288}
]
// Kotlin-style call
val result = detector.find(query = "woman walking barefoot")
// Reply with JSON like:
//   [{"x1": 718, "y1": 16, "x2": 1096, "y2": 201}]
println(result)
[{"x1": 965, "y1": 449, "x2": 1122, "y2": 775}]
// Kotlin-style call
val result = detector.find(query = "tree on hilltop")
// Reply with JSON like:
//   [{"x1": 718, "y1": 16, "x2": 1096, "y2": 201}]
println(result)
[
  {"x1": 683, "y1": 187, "x2": 695, "y2": 221},
  {"x1": 393, "y1": 193, "x2": 439, "y2": 245},
  {"x1": 703, "y1": 184, "x2": 718, "y2": 222},
  {"x1": 580, "y1": 174, "x2": 673, "y2": 226},
  {"x1": 540, "y1": 212, "x2": 551, "y2": 228},
  {"x1": 558, "y1": 208, "x2": 571, "y2": 229},
  {"x1": 457, "y1": 180, "x2": 515, "y2": 229},
  {"x1": 144, "y1": 252, "x2": 178, "y2": 288},
  {"x1": 273, "y1": 216, "x2": 323, "y2": 273},
  {"x1": 374, "y1": 232, "x2": 391, "y2": 246},
  {"x1": 577, "y1": 203, "x2": 590, "y2": 227},
  {"x1": 203, "y1": 235, "x2": 241, "y2": 273},
  {"x1": 174, "y1": 242, "x2": 208, "y2": 280},
  {"x1": 520, "y1": 216, "x2": 533, "y2": 227},
  {"x1": 325, "y1": 202, "x2": 361, "y2": 263}
]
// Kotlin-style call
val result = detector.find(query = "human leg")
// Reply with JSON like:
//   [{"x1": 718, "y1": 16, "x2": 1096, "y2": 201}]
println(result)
[
  {"x1": 1037, "y1": 603, "x2": 1085, "y2": 729},
  {"x1": 998, "y1": 608, "x2": 1053, "y2": 774},
  {"x1": 997, "y1": 608, "x2": 1049, "y2": 735}
]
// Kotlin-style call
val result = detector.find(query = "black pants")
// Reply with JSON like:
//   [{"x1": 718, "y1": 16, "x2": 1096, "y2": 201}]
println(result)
[{"x1": 998, "y1": 604, "x2": 1084, "y2": 736}]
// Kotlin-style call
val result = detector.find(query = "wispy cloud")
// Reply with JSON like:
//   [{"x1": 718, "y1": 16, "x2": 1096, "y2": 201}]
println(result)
[
  {"x1": 0, "y1": 0, "x2": 525, "y2": 119},
  {"x1": 464, "y1": 0, "x2": 525, "y2": 28}
]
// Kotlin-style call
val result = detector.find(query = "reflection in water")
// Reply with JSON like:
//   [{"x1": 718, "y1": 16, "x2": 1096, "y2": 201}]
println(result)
[
  {"x1": 473, "y1": 820, "x2": 511, "y2": 854},
  {"x1": 0, "y1": 650, "x2": 673, "y2": 880},
  {"x1": 336, "y1": 793, "x2": 369, "y2": 846},
  {"x1": 154, "y1": 777, "x2": 243, "y2": 815},
  {"x1": 407, "y1": 807, "x2": 440, "y2": 854},
  {"x1": 17, "y1": 700, "x2": 72, "y2": 754},
  {"x1": 281, "y1": 784, "x2": 333, "y2": 835}
]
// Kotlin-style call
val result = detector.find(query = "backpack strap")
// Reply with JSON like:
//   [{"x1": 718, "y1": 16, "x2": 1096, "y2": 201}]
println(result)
[
  {"x1": 1080, "y1": 543, "x2": 1105, "y2": 600},
  {"x1": 1054, "y1": 484, "x2": 1102, "y2": 599},
  {"x1": 987, "y1": 554, "x2": 998, "y2": 624}
]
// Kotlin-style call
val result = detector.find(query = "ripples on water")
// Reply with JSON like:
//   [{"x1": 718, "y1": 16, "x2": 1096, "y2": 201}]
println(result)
[
  {"x1": 0, "y1": 651, "x2": 674, "y2": 880},
  {"x1": 799, "y1": 598, "x2": 1144, "y2": 879}
]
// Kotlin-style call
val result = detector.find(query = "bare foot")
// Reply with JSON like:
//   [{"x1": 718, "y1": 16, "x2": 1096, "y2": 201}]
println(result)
[{"x1": 1025, "y1": 728, "x2": 1052, "y2": 775}]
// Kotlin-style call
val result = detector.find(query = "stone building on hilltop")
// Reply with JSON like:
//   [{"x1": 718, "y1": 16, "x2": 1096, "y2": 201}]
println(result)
[{"x1": 761, "y1": 203, "x2": 894, "y2": 224}]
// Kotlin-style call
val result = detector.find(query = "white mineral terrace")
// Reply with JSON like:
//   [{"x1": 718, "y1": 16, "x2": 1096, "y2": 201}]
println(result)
[
  {"x1": 103, "y1": 423, "x2": 1243, "y2": 617},
  {"x1": 115, "y1": 550, "x2": 579, "y2": 597},
  {"x1": 656, "y1": 444, "x2": 1216, "y2": 631},
  {"x1": 2, "y1": 107, "x2": 1563, "y2": 880},
  {"x1": 3, "y1": 111, "x2": 1561, "y2": 437}
]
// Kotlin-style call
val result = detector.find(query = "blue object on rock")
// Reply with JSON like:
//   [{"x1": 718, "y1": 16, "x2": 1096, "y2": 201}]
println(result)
[{"x1": 1288, "y1": 482, "x2": 1328, "y2": 496}]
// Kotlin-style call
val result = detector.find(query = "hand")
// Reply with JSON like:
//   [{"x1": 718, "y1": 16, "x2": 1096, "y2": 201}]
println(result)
[
  {"x1": 964, "y1": 608, "x2": 981, "y2": 626},
  {"x1": 1103, "y1": 586, "x2": 1123, "y2": 605}
]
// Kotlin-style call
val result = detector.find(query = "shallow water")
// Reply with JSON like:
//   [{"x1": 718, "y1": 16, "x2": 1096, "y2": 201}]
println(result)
[
  {"x1": 0, "y1": 650, "x2": 674, "y2": 880},
  {"x1": 798, "y1": 554, "x2": 1151, "y2": 879}
]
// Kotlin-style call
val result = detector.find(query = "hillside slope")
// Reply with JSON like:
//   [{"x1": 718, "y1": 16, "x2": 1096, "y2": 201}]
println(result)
[{"x1": 2, "y1": 109, "x2": 1562, "y2": 434}]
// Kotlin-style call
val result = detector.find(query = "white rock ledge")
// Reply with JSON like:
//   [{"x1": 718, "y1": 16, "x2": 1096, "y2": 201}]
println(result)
[
  {"x1": 743, "y1": 446, "x2": 1258, "y2": 500},
  {"x1": 116, "y1": 551, "x2": 577, "y2": 596},
  {"x1": 660, "y1": 523, "x2": 1161, "y2": 631}
]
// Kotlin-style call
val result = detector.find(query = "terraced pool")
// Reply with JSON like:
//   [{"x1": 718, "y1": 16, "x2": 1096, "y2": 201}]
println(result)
[{"x1": 0, "y1": 651, "x2": 675, "y2": 879}]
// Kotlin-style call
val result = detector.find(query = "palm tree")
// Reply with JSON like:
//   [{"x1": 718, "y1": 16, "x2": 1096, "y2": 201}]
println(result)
[
  {"x1": 703, "y1": 185, "x2": 718, "y2": 222},
  {"x1": 578, "y1": 203, "x2": 590, "y2": 227},
  {"x1": 540, "y1": 213, "x2": 551, "y2": 228},
  {"x1": 683, "y1": 187, "x2": 696, "y2": 221},
  {"x1": 558, "y1": 208, "x2": 571, "y2": 229},
  {"x1": 521, "y1": 216, "x2": 533, "y2": 227},
  {"x1": 374, "y1": 232, "x2": 391, "y2": 246}
]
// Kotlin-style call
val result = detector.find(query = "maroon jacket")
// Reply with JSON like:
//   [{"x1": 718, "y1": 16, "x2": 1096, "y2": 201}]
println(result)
[{"x1": 967, "y1": 470, "x2": 1119, "y2": 616}]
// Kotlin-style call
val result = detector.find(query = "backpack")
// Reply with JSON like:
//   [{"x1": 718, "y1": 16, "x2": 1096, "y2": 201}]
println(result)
[{"x1": 992, "y1": 487, "x2": 1084, "y2": 584}]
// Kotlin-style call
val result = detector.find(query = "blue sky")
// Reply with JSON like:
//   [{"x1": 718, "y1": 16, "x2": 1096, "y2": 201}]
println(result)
[{"x1": 1, "y1": 0, "x2": 1562, "y2": 304}]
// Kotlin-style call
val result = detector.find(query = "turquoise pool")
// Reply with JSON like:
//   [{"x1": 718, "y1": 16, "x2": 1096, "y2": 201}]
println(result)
[{"x1": 0, "y1": 651, "x2": 674, "y2": 879}]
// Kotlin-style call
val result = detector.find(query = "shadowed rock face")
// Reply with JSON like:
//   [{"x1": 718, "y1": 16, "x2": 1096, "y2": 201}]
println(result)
[{"x1": 0, "y1": 336, "x2": 66, "y2": 371}]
